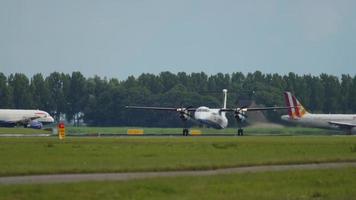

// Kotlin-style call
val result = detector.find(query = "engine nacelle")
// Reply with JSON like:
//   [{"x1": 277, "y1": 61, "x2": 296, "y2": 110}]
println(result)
[
  {"x1": 350, "y1": 127, "x2": 356, "y2": 135},
  {"x1": 234, "y1": 109, "x2": 247, "y2": 122},
  {"x1": 179, "y1": 113, "x2": 189, "y2": 121},
  {"x1": 28, "y1": 121, "x2": 43, "y2": 129},
  {"x1": 234, "y1": 113, "x2": 246, "y2": 121}
]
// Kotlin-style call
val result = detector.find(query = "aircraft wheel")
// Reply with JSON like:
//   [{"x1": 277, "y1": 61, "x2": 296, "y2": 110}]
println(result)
[{"x1": 237, "y1": 128, "x2": 243, "y2": 136}]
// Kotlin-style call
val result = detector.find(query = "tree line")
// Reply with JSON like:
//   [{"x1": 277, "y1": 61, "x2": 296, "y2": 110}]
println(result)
[{"x1": 0, "y1": 71, "x2": 355, "y2": 127}]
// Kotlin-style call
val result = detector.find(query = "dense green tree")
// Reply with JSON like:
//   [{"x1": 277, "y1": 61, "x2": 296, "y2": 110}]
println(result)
[
  {"x1": 138, "y1": 73, "x2": 163, "y2": 94},
  {"x1": 306, "y1": 76, "x2": 324, "y2": 113},
  {"x1": 320, "y1": 74, "x2": 341, "y2": 113},
  {"x1": 351, "y1": 76, "x2": 356, "y2": 112},
  {"x1": 0, "y1": 73, "x2": 12, "y2": 108},
  {"x1": 189, "y1": 72, "x2": 209, "y2": 92},
  {"x1": 67, "y1": 72, "x2": 87, "y2": 125},
  {"x1": 0, "y1": 71, "x2": 354, "y2": 127},
  {"x1": 46, "y1": 72, "x2": 67, "y2": 121},
  {"x1": 159, "y1": 71, "x2": 179, "y2": 92},
  {"x1": 30, "y1": 73, "x2": 51, "y2": 111},
  {"x1": 340, "y1": 75, "x2": 353, "y2": 113},
  {"x1": 8, "y1": 73, "x2": 32, "y2": 109}
]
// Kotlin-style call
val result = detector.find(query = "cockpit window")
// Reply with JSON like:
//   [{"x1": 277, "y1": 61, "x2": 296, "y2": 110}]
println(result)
[{"x1": 197, "y1": 108, "x2": 209, "y2": 112}]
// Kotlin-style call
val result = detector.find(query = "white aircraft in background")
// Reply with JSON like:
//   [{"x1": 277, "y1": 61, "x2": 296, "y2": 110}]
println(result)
[
  {"x1": 0, "y1": 109, "x2": 54, "y2": 129},
  {"x1": 126, "y1": 89, "x2": 289, "y2": 136},
  {"x1": 281, "y1": 91, "x2": 356, "y2": 134}
]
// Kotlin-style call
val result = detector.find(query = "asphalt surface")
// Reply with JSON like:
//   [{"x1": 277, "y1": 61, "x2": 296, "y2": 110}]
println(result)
[
  {"x1": 0, "y1": 133, "x2": 243, "y2": 137},
  {"x1": 1, "y1": 162, "x2": 356, "y2": 185}
]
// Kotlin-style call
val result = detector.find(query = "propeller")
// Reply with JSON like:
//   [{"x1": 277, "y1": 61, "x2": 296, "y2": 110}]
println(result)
[
  {"x1": 177, "y1": 106, "x2": 193, "y2": 121},
  {"x1": 234, "y1": 106, "x2": 248, "y2": 122}
]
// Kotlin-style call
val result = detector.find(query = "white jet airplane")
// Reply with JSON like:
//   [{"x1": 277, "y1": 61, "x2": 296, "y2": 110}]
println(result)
[
  {"x1": 126, "y1": 89, "x2": 289, "y2": 136},
  {"x1": 0, "y1": 109, "x2": 54, "y2": 129},
  {"x1": 281, "y1": 91, "x2": 356, "y2": 134}
]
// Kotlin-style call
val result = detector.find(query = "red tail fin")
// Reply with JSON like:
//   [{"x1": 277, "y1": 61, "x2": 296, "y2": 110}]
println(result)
[
  {"x1": 284, "y1": 92, "x2": 293, "y2": 117},
  {"x1": 284, "y1": 91, "x2": 309, "y2": 119}
]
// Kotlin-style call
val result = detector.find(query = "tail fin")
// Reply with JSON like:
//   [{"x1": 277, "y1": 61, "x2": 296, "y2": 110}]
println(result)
[
  {"x1": 222, "y1": 89, "x2": 228, "y2": 109},
  {"x1": 283, "y1": 91, "x2": 309, "y2": 119}
]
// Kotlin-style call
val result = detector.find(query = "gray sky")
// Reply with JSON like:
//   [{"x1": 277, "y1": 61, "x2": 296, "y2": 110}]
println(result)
[{"x1": 1, "y1": 0, "x2": 355, "y2": 80}]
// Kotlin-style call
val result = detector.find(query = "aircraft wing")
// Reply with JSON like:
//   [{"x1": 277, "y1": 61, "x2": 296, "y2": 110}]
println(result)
[
  {"x1": 243, "y1": 106, "x2": 292, "y2": 111},
  {"x1": 328, "y1": 121, "x2": 356, "y2": 128},
  {"x1": 18, "y1": 116, "x2": 41, "y2": 123},
  {"x1": 125, "y1": 106, "x2": 197, "y2": 112},
  {"x1": 220, "y1": 106, "x2": 292, "y2": 112}
]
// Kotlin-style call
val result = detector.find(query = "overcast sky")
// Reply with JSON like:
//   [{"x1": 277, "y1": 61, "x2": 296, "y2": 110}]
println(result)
[{"x1": 1, "y1": 0, "x2": 355, "y2": 80}]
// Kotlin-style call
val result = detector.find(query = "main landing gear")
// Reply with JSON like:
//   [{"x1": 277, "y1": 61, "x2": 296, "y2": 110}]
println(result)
[
  {"x1": 179, "y1": 109, "x2": 191, "y2": 136},
  {"x1": 183, "y1": 128, "x2": 189, "y2": 136},
  {"x1": 234, "y1": 109, "x2": 246, "y2": 136},
  {"x1": 237, "y1": 128, "x2": 244, "y2": 136}
]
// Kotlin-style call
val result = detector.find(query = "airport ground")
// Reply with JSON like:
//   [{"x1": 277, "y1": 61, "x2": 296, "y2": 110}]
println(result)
[
  {"x1": 0, "y1": 127, "x2": 356, "y2": 199},
  {"x1": 0, "y1": 125, "x2": 340, "y2": 136}
]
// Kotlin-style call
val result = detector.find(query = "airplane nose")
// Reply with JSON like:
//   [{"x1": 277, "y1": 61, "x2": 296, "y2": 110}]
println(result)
[
  {"x1": 194, "y1": 112, "x2": 203, "y2": 120},
  {"x1": 49, "y1": 116, "x2": 55, "y2": 123}
]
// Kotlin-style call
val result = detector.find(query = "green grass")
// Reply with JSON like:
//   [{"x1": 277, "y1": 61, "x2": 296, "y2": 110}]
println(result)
[
  {"x1": 1, "y1": 167, "x2": 356, "y2": 200},
  {"x1": 1, "y1": 136, "x2": 356, "y2": 176},
  {"x1": 0, "y1": 128, "x2": 51, "y2": 135},
  {"x1": 0, "y1": 126, "x2": 339, "y2": 135}
]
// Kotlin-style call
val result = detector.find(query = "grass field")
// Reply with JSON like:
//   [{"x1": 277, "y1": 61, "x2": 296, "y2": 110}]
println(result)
[
  {"x1": 1, "y1": 136, "x2": 356, "y2": 176},
  {"x1": 0, "y1": 128, "x2": 51, "y2": 135},
  {"x1": 0, "y1": 126, "x2": 340, "y2": 135},
  {"x1": 1, "y1": 167, "x2": 356, "y2": 200}
]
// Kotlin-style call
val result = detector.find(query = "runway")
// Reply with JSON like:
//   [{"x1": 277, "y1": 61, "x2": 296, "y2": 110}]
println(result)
[
  {"x1": 0, "y1": 133, "x2": 240, "y2": 137},
  {"x1": 1, "y1": 162, "x2": 356, "y2": 185}
]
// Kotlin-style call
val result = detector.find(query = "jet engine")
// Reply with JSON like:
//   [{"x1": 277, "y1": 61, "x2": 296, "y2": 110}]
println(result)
[
  {"x1": 350, "y1": 127, "x2": 356, "y2": 135},
  {"x1": 28, "y1": 121, "x2": 43, "y2": 129}
]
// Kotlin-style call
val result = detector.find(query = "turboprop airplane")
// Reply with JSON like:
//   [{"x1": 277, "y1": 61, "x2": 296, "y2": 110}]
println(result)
[
  {"x1": 0, "y1": 109, "x2": 54, "y2": 129},
  {"x1": 281, "y1": 91, "x2": 356, "y2": 135},
  {"x1": 126, "y1": 89, "x2": 290, "y2": 136}
]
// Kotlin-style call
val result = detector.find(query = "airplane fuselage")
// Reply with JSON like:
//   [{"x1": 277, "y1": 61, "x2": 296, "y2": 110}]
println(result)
[
  {"x1": 0, "y1": 109, "x2": 54, "y2": 127},
  {"x1": 281, "y1": 113, "x2": 356, "y2": 129},
  {"x1": 194, "y1": 106, "x2": 228, "y2": 129}
]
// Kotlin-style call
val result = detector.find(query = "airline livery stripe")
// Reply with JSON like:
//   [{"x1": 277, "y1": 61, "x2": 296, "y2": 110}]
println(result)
[
  {"x1": 287, "y1": 92, "x2": 296, "y2": 117},
  {"x1": 284, "y1": 92, "x2": 293, "y2": 117},
  {"x1": 292, "y1": 96, "x2": 300, "y2": 117}
]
